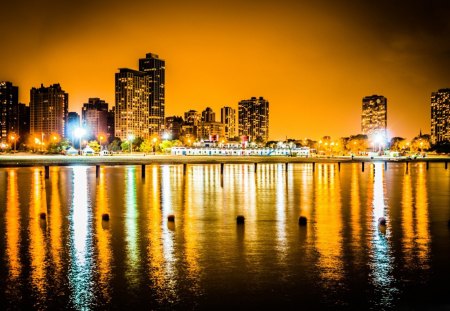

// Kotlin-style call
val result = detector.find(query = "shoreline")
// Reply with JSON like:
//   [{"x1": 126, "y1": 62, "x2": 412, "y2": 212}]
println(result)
[{"x1": 0, "y1": 153, "x2": 449, "y2": 167}]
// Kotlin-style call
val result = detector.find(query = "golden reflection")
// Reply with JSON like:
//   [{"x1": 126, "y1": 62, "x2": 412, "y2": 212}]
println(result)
[
  {"x1": 125, "y1": 166, "x2": 140, "y2": 287},
  {"x1": 275, "y1": 164, "x2": 287, "y2": 263},
  {"x1": 49, "y1": 168, "x2": 63, "y2": 279},
  {"x1": 401, "y1": 169, "x2": 414, "y2": 267},
  {"x1": 6, "y1": 169, "x2": 21, "y2": 282},
  {"x1": 95, "y1": 167, "x2": 112, "y2": 303},
  {"x1": 415, "y1": 163, "x2": 430, "y2": 266},
  {"x1": 314, "y1": 163, "x2": 343, "y2": 282},
  {"x1": 29, "y1": 168, "x2": 48, "y2": 300},
  {"x1": 350, "y1": 164, "x2": 361, "y2": 248}
]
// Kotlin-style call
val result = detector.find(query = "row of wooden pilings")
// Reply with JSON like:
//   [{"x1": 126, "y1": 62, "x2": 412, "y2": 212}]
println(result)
[{"x1": 42, "y1": 161, "x2": 449, "y2": 179}]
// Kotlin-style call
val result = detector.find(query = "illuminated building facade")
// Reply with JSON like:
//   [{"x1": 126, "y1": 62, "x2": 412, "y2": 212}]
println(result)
[
  {"x1": 82, "y1": 98, "x2": 108, "y2": 140},
  {"x1": 221, "y1": 106, "x2": 236, "y2": 140},
  {"x1": 431, "y1": 88, "x2": 450, "y2": 144},
  {"x1": 202, "y1": 107, "x2": 215, "y2": 123},
  {"x1": 139, "y1": 53, "x2": 165, "y2": 136},
  {"x1": 30, "y1": 83, "x2": 68, "y2": 140},
  {"x1": 115, "y1": 68, "x2": 151, "y2": 140},
  {"x1": 67, "y1": 112, "x2": 80, "y2": 144},
  {"x1": 165, "y1": 116, "x2": 183, "y2": 139},
  {"x1": 238, "y1": 96, "x2": 269, "y2": 143},
  {"x1": 0, "y1": 81, "x2": 19, "y2": 143},
  {"x1": 361, "y1": 95, "x2": 387, "y2": 138}
]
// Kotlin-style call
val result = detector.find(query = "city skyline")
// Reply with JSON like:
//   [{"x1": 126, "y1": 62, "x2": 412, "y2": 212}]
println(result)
[{"x1": 1, "y1": 0, "x2": 450, "y2": 140}]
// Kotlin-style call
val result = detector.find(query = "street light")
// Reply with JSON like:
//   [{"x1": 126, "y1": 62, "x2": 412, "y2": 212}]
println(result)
[
  {"x1": 98, "y1": 135, "x2": 105, "y2": 151},
  {"x1": 10, "y1": 135, "x2": 16, "y2": 152},
  {"x1": 128, "y1": 134, "x2": 134, "y2": 154},
  {"x1": 152, "y1": 137, "x2": 157, "y2": 154},
  {"x1": 74, "y1": 127, "x2": 86, "y2": 155}
]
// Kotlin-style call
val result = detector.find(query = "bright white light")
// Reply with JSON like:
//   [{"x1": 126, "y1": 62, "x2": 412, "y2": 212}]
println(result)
[
  {"x1": 163, "y1": 133, "x2": 170, "y2": 140},
  {"x1": 374, "y1": 134, "x2": 383, "y2": 143},
  {"x1": 74, "y1": 128, "x2": 86, "y2": 139},
  {"x1": 128, "y1": 134, "x2": 134, "y2": 141}
]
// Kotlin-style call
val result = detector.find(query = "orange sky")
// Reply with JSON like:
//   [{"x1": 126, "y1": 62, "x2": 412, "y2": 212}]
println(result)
[{"x1": 1, "y1": 0, "x2": 449, "y2": 141}]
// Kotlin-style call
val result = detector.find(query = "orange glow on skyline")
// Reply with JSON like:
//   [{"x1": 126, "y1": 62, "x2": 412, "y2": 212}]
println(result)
[{"x1": 1, "y1": 0, "x2": 450, "y2": 140}]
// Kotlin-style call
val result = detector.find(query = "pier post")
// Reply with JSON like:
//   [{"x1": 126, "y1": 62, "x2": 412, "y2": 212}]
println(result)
[
  {"x1": 96, "y1": 165, "x2": 100, "y2": 178},
  {"x1": 220, "y1": 163, "x2": 224, "y2": 175},
  {"x1": 362, "y1": 162, "x2": 365, "y2": 172},
  {"x1": 285, "y1": 162, "x2": 288, "y2": 172},
  {"x1": 426, "y1": 161, "x2": 429, "y2": 170},
  {"x1": 183, "y1": 163, "x2": 187, "y2": 176},
  {"x1": 254, "y1": 163, "x2": 257, "y2": 172},
  {"x1": 406, "y1": 161, "x2": 409, "y2": 174},
  {"x1": 312, "y1": 162, "x2": 315, "y2": 172},
  {"x1": 384, "y1": 161, "x2": 387, "y2": 171},
  {"x1": 141, "y1": 164, "x2": 146, "y2": 178},
  {"x1": 338, "y1": 162, "x2": 341, "y2": 172},
  {"x1": 45, "y1": 166, "x2": 49, "y2": 179}
]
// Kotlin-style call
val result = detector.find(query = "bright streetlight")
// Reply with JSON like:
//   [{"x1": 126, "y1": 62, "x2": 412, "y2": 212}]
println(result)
[
  {"x1": 128, "y1": 134, "x2": 134, "y2": 154},
  {"x1": 74, "y1": 127, "x2": 86, "y2": 155},
  {"x1": 10, "y1": 134, "x2": 16, "y2": 152},
  {"x1": 152, "y1": 137, "x2": 157, "y2": 154},
  {"x1": 98, "y1": 135, "x2": 105, "y2": 150}
]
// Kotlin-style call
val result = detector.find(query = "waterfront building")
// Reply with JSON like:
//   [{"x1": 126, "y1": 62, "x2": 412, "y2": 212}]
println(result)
[
  {"x1": 184, "y1": 110, "x2": 201, "y2": 126},
  {"x1": 361, "y1": 95, "x2": 387, "y2": 139},
  {"x1": 17, "y1": 103, "x2": 30, "y2": 144},
  {"x1": 115, "y1": 68, "x2": 151, "y2": 140},
  {"x1": 30, "y1": 83, "x2": 68, "y2": 142},
  {"x1": 165, "y1": 116, "x2": 183, "y2": 140},
  {"x1": 139, "y1": 53, "x2": 165, "y2": 136},
  {"x1": 0, "y1": 81, "x2": 19, "y2": 143},
  {"x1": 67, "y1": 112, "x2": 80, "y2": 144},
  {"x1": 431, "y1": 88, "x2": 450, "y2": 144},
  {"x1": 221, "y1": 106, "x2": 236, "y2": 140},
  {"x1": 238, "y1": 96, "x2": 269, "y2": 143},
  {"x1": 82, "y1": 98, "x2": 108, "y2": 140},
  {"x1": 107, "y1": 108, "x2": 115, "y2": 141}
]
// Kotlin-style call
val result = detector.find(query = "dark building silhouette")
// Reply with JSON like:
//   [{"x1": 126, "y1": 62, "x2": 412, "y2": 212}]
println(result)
[
  {"x1": 165, "y1": 116, "x2": 183, "y2": 140},
  {"x1": 139, "y1": 53, "x2": 165, "y2": 136},
  {"x1": 30, "y1": 84, "x2": 68, "y2": 143},
  {"x1": 17, "y1": 103, "x2": 30, "y2": 145},
  {"x1": 67, "y1": 112, "x2": 80, "y2": 144},
  {"x1": 107, "y1": 108, "x2": 115, "y2": 142},
  {"x1": 431, "y1": 88, "x2": 450, "y2": 144},
  {"x1": 238, "y1": 97, "x2": 269, "y2": 143},
  {"x1": 202, "y1": 107, "x2": 215, "y2": 123},
  {"x1": 0, "y1": 81, "x2": 19, "y2": 143},
  {"x1": 82, "y1": 98, "x2": 108, "y2": 141}
]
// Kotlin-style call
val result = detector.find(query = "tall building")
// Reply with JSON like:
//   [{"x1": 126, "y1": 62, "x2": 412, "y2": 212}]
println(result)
[
  {"x1": 221, "y1": 106, "x2": 236, "y2": 140},
  {"x1": 431, "y1": 88, "x2": 450, "y2": 144},
  {"x1": 30, "y1": 84, "x2": 68, "y2": 142},
  {"x1": 202, "y1": 107, "x2": 215, "y2": 123},
  {"x1": 361, "y1": 95, "x2": 387, "y2": 138},
  {"x1": 238, "y1": 97, "x2": 269, "y2": 143},
  {"x1": 17, "y1": 103, "x2": 30, "y2": 144},
  {"x1": 0, "y1": 81, "x2": 19, "y2": 143},
  {"x1": 184, "y1": 110, "x2": 201, "y2": 126},
  {"x1": 107, "y1": 108, "x2": 115, "y2": 142},
  {"x1": 139, "y1": 53, "x2": 165, "y2": 136},
  {"x1": 67, "y1": 112, "x2": 80, "y2": 144},
  {"x1": 115, "y1": 68, "x2": 151, "y2": 140},
  {"x1": 82, "y1": 98, "x2": 108, "y2": 140}
]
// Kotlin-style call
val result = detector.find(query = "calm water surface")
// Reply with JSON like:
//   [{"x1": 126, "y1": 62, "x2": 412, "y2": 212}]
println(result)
[{"x1": 0, "y1": 162, "x2": 449, "y2": 310}]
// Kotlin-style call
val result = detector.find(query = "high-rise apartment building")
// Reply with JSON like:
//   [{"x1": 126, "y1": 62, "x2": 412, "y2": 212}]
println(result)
[
  {"x1": 221, "y1": 106, "x2": 236, "y2": 140},
  {"x1": 139, "y1": 53, "x2": 165, "y2": 136},
  {"x1": 115, "y1": 53, "x2": 165, "y2": 140},
  {"x1": 165, "y1": 116, "x2": 183, "y2": 140},
  {"x1": 115, "y1": 68, "x2": 151, "y2": 140},
  {"x1": 30, "y1": 84, "x2": 68, "y2": 141},
  {"x1": 107, "y1": 108, "x2": 115, "y2": 142},
  {"x1": 0, "y1": 81, "x2": 19, "y2": 142},
  {"x1": 238, "y1": 97, "x2": 269, "y2": 143},
  {"x1": 431, "y1": 88, "x2": 450, "y2": 144},
  {"x1": 361, "y1": 95, "x2": 387, "y2": 138},
  {"x1": 82, "y1": 98, "x2": 108, "y2": 140},
  {"x1": 202, "y1": 107, "x2": 215, "y2": 123},
  {"x1": 17, "y1": 103, "x2": 30, "y2": 144}
]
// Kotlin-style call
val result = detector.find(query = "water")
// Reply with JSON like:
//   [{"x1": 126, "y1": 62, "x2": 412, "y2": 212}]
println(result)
[{"x1": 0, "y1": 162, "x2": 449, "y2": 310}]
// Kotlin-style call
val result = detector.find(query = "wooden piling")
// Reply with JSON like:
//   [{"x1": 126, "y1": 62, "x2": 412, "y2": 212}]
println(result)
[
  {"x1": 96, "y1": 165, "x2": 100, "y2": 178},
  {"x1": 183, "y1": 163, "x2": 187, "y2": 175},
  {"x1": 141, "y1": 164, "x2": 145, "y2": 178},
  {"x1": 285, "y1": 162, "x2": 288, "y2": 172},
  {"x1": 312, "y1": 162, "x2": 315, "y2": 172},
  {"x1": 426, "y1": 161, "x2": 429, "y2": 170},
  {"x1": 45, "y1": 166, "x2": 49, "y2": 179},
  {"x1": 254, "y1": 163, "x2": 257, "y2": 172},
  {"x1": 338, "y1": 162, "x2": 341, "y2": 172},
  {"x1": 220, "y1": 163, "x2": 224, "y2": 175},
  {"x1": 362, "y1": 162, "x2": 365, "y2": 172},
  {"x1": 384, "y1": 161, "x2": 387, "y2": 171}
]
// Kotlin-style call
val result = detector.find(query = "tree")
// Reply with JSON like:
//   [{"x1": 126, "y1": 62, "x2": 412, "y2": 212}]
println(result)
[
  {"x1": 411, "y1": 135, "x2": 431, "y2": 153},
  {"x1": 389, "y1": 137, "x2": 407, "y2": 152},
  {"x1": 88, "y1": 140, "x2": 101, "y2": 153},
  {"x1": 346, "y1": 134, "x2": 368, "y2": 155},
  {"x1": 121, "y1": 141, "x2": 130, "y2": 152},
  {"x1": 108, "y1": 138, "x2": 122, "y2": 152},
  {"x1": 139, "y1": 139, "x2": 153, "y2": 153},
  {"x1": 46, "y1": 139, "x2": 70, "y2": 154}
]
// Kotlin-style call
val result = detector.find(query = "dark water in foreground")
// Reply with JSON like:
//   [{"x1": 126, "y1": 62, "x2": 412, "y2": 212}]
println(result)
[{"x1": 0, "y1": 162, "x2": 449, "y2": 310}]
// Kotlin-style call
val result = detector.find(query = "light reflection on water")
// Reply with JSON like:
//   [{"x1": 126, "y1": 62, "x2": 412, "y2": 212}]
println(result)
[{"x1": 0, "y1": 163, "x2": 448, "y2": 309}]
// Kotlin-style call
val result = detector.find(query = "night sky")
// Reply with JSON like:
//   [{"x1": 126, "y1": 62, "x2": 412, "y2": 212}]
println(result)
[{"x1": 1, "y1": 0, "x2": 449, "y2": 140}]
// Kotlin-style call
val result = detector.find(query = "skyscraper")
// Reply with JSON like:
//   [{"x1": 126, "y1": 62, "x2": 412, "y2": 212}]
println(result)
[
  {"x1": 221, "y1": 106, "x2": 236, "y2": 140},
  {"x1": 0, "y1": 81, "x2": 19, "y2": 143},
  {"x1": 202, "y1": 107, "x2": 215, "y2": 123},
  {"x1": 431, "y1": 88, "x2": 450, "y2": 144},
  {"x1": 139, "y1": 53, "x2": 165, "y2": 136},
  {"x1": 30, "y1": 84, "x2": 68, "y2": 142},
  {"x1": 82, "y1": 98, "x2": 109, "y2": 140},
  {"x1": 238, "y1": 97, "x2": 269, "y2": 143},
  {"x1": 165, "y1": 116, "x2": 183, "y2": 140},
  {"x1": 361, "y1": 95, "x2": 387, "y2": 138},
  {"x1": 115, "y1": 68, "x2": 151, "y2": 140}
]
